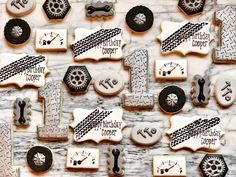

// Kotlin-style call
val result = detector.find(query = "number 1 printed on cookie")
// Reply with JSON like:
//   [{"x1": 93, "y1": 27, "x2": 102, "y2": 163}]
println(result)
[
  {"x1": 37, "y1": 81, "x2": 68, "y2": 141},
  {"x1": 123, "y1": 49, "x2": 154, "y2": 109},
  {"x1": 71, "y1": 27, "x2": 126, "y2": 61},
  {"x1": 157, "y1": 21, "x2": 213, "y2": 55}
]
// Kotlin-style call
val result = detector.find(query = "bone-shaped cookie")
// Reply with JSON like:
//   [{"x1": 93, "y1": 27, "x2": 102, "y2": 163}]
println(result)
[
  {"x1": 191, "y1": 75, "x2": 210, "y2": 106},
  {"x1": 107, "y1": 145, "x2": 125, "y2": 176},
  {"x1": 14, "y1": 97, "x2": 31, "y2": 126},
  {"x1": 85, "y1": 1, "x2": 114, "y2": 17}
]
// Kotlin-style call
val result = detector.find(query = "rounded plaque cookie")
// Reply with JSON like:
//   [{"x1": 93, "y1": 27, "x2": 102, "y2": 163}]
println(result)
[{"x1": 27, "y1": 145, "x2": 53, "y2": 172}]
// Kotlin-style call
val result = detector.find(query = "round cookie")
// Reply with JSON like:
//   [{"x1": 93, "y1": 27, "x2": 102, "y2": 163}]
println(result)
[
  {"x1": 27, "y1": 146, "x2": 53, "y2": 172},
  {"x1": 126, "y1": 5, "x2": 154, "y2": 32},
  {"x1": 131, "y1": 122, "x2": 162, "y2": 146},
  {"x1": 6, "y1": 0, "x2": 36, "y2": 17},
  {"x1": 93, "y1": 73, "x2": 124, "y2": 96},
  {"x1": 158, "y1": 85, "x2": 186, "y2": 114},
  {"x1": 4, "y1": 18, "x2": 31, "y2": 45}
]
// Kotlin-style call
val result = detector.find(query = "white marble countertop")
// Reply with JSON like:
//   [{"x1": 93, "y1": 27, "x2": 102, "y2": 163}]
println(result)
[{"x1": 0, "y1": 0, "x2": 236, "y2": 176}]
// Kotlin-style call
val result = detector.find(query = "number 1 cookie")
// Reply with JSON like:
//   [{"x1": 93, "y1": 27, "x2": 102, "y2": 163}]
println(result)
[{"x1": 157, "y1": 21, "x2": 213, "y2": 55}]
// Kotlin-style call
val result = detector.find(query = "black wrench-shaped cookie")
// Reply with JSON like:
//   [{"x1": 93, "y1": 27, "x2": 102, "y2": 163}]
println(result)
[
  {"x1": 191, "y1": 75, "x2": 210, "y2": 106},
  {"x1": 18, "y1": 100, "x2": 26, "y2": 124},
  {"x1": 87, "y1": 5, "x2": 111, "y2": 14},
  {"x1": 107, "y1": 146, "x2": 125, "y2": 176},
  {"x1": 85, "y1": 2, "x2": 114, "y2": 17}
]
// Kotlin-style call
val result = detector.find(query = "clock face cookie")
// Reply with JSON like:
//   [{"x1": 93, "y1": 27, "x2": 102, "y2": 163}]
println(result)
[
  {"x1": 85, "y1": 1, "x2": 114, "y2": 18},
  {"x1": 6, "y1": 0, "x2": 36, "y2": 17},
  {"x1": 131, "y1": 123, "x2": 162, "y2": 146},
  {"x1": 167, "y1": 116, "x2": 224, "y2": 151},
  {"x1": 35, "y1": 29, "x2": 67, "y2": 51},
  {"x1": 94, "y1": 73, "x2": 124, "y2": 96},
  {"x1": 191, "y1": 75, "x2": 210, "y2": 106},
  {"x1": 215, "y1": 76, "x2": 236, "y2": 107},
  {"x1": 4, "y1": 18, "x2": 31, "y2": 45},
  {"x1": 158, "y1": 86, "x2": 186, "y2": 114},
  {"x1": 13, "y1": 97, "x2": 31, "y2": 126},
  {"x1": 213, "y1": 6, "x2": 236, "y2": 63},
  {"x1": 0, "y1": 124, "x2": 20, "y2": 177},
  {"x1": 155, "y1": 59, "x2": 187, "y2": 80},
  {"x1": 123, "y1": 49, "x2": 154, "y2": 109},
  {"x1": 153, "y1": 156, "x2": 186, "y2": 176},
  {"x1": 70, "y1": 107, "x2": 126, "y2": 143},
  {"x1": 0, "y1": 53, "x2": 49, "y2": 88},
  {"x1": 199, "y1": 154, "x2": 228, "y2": 177},
  {"x1": 107, "y1": 146, "x2": 125, "y2": 176},
  {"x1": 71, "y1": 27, "x2": 126, "y2": 61},
  {"x1": 66, "y1": 148, "x2": 99, "y2": 169},
  {"x1": 157, "y1": 21, "x2": 213, "y2": 55},
  {"x1": 126, "y1": 5, "x2": 154, "y2": 32},
  {"x1": 27, "y1": 146, "x2": 53, "y2": 172}
]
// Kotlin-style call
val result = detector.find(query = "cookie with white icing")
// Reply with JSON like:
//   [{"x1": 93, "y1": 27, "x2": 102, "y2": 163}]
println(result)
[
  {"x1": 214, "y1": 76, "x2": 236, "y2": 107},
  {"x1": 94, "y1": 73, "x2": 124, "y2": 96},
  {"x1": 71, "y1": 27, "x2": 126, "y2": 61},
  {"x1": 6, "y1": 0, "x2": 36, "y2": 17},
  {"x1": 157, "y1": 21, "x2": 213, "y2": 55},
  {"x1": 70, "y1": 107, "x2": 126, "y2": 143},
  {"x1": 167, "y1": 116, "x2": 224, "y2": 151},
  {"x1": 0, "y1": 53, "x2": 49, "y2": 88}
]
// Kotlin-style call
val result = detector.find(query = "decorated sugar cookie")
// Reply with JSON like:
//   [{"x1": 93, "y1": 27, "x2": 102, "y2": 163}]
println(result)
[
  {"x1": 167, "y1": 116, "x2": 224, "y2": 151},
  {"x1": 191, "y1": 75, "x2": 210, "y2": 106},
  {"x1": 155, "y1": 59, "x2": 187, "y2": 80},
  {"x1": 37, "y1": 81, "x2": 68, "y2": 141},
  {"x1": 35, "y1": 29, "x2": 67, "y2": 51},
  {"x1": 70, "y1": 108, "x2": 126, "y2": 143},
  {"x1": 13, "y1": 97, "x2": 31, "y2": 126},
  {"x1": 94, "y1": 73, "x2": 124, "y2": 96},
  {"x1": 215, "y1": 76, "x2": 236, "y2": 107},
  {"x1": 123, "y1": 49, "x2": 154, "y2": 109},
  {"x1": 0, "y1": 53, "x2": 49, "y2": 88},
  {"x1": 63, "y1": 66, "x2": 92, "y2": 93},
  {"x1": 66, "y1": 148, "x2": 99, "y2": 169},
  {"x1": 199, "y1": 154, "x2": 228, "y2": 177},
  {"x1": 178, "y1": 0, "x2": 206, "y2": 16},
  {"x1": 157, "y1": 21, "x2": 213, "y2": 55},
  {"x1": 107, "y1": 145, "x2": 125, "y2": 176},
  {"x1": 6, "y1": 0, "x2": 36, "y2": 17},
  {"x1": 153, "y1": 156, "x2": 186, "y2": 176},
  {"x1": 213, "y1": 6, "x2": 236, "y2": 63},
  {"x1": 43, "y1": 0, "x2": 71, "y2": 20},
  {"x1": 27, "y1": 145, "x2": 53, "y2": 172},
  {"x1": 85, "y1": 1, "x2": 114, "y2": 18},
  {"x1": 131, "y1": 123, "x2": 162, "y2": 146},
  {"x1": 71, "y1": 27, "x2": 126, "y2": 61},
  {"x1": 0, "y1": 124, "x2": 20, "y2": 177}
]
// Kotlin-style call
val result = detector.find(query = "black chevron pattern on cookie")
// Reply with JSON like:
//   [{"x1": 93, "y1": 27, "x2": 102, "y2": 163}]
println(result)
[
  {"x1": 71, "y1": 28, "x2": 121, "y2": 57},
  {"x1": 162, "y1": 22, "x2": 208, "y2": 52},
  {"x1": 0, "y1": 55, "x2": 45, "y2": 82}
]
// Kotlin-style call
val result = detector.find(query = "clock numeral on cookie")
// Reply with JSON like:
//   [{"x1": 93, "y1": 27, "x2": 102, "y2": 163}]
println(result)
[
  {"x1": 123, "y1": 49, "x2": 154, "y2": 109},
  {"x1": 107, "y1": 146, "x2": 125, "y2": 176},
  {"x1": 213, "y1": 6, "x2": 236, "y2": 63},
  {"x1": 37, "y1": 81, "x2": 68, "y2": 141},
  {"x1": 191, "y1": 75, "x2": 210, "y2": 106},
  {"x1": 0, "y1": 124, "x2": 20, "y2": 177},
  {"x1": 14, "y1": 97, "x2": 31, "y2": 126}
]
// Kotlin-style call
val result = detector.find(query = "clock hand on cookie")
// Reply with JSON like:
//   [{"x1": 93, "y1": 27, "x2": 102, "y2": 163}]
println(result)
[{"x1": 77, "y1": 156, "x2": 88, "y2": 165}]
